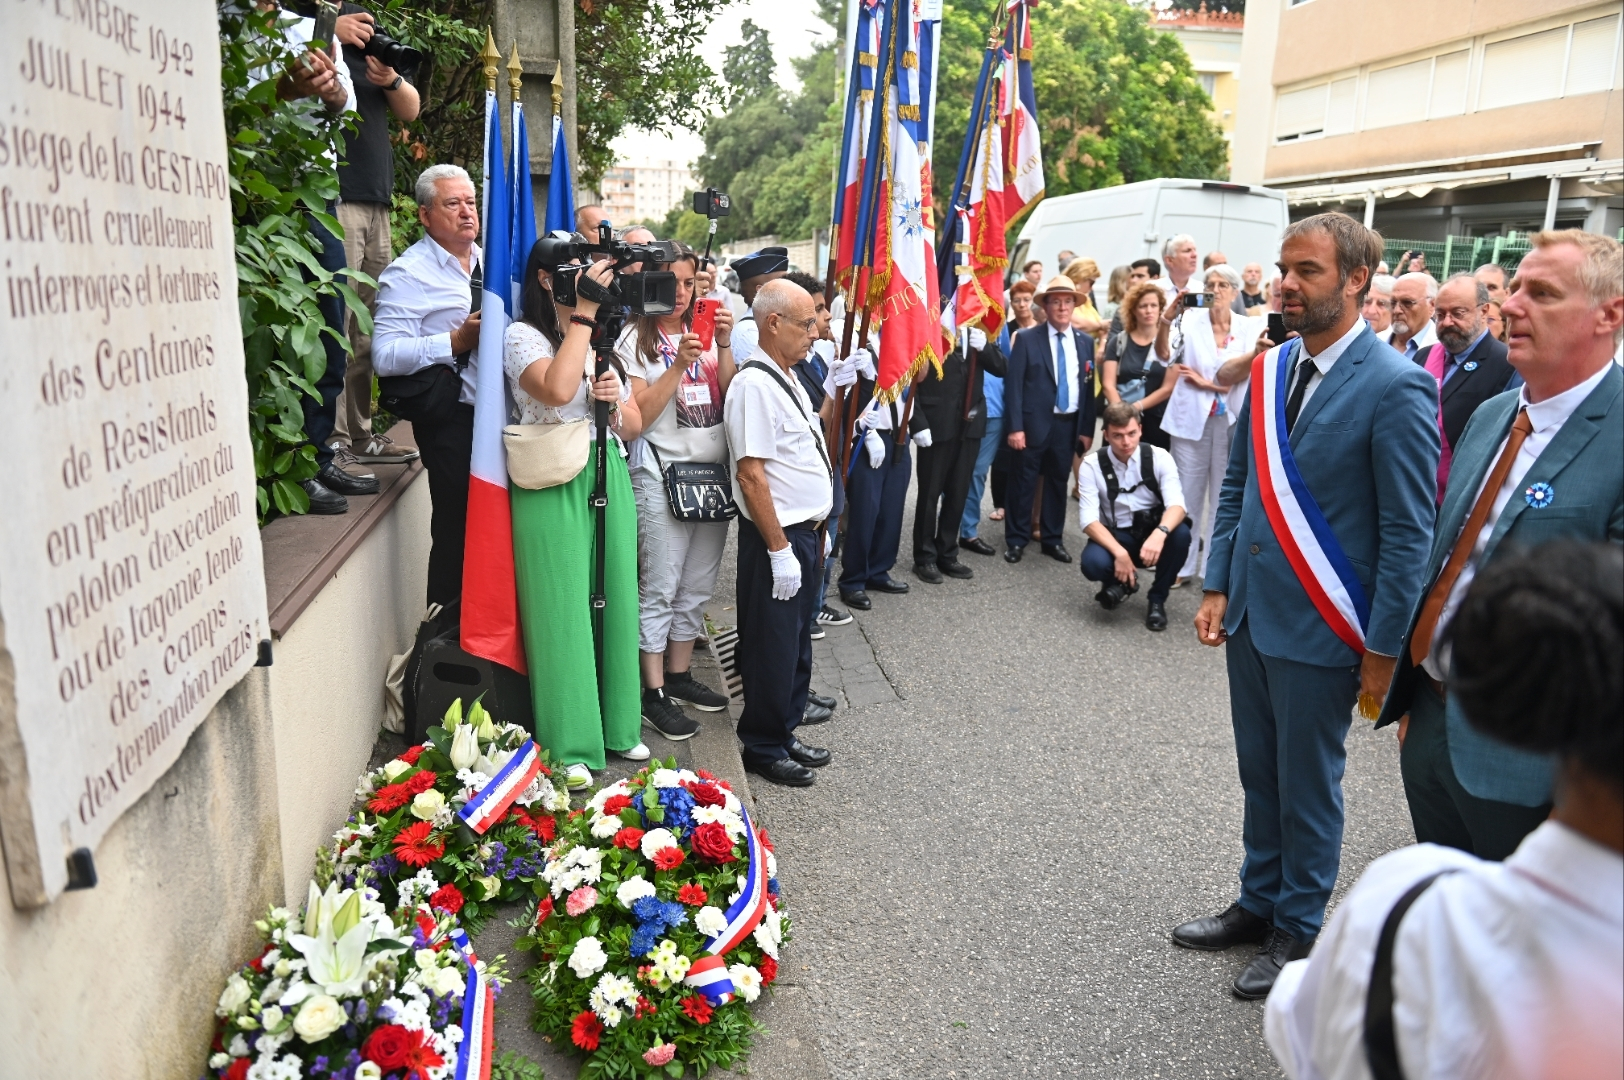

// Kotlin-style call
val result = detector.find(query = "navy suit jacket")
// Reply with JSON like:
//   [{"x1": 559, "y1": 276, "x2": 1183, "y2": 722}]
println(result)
[
  {"x1": 1433, "y1": 332, "x2": 1516, "y2": 450},
  {"x1": 1004, "y1": 322, "x2": 1096, "y2": 448},
  {"x1": 1207, "y1": 324, "x2": 1440, "y2": 667}
]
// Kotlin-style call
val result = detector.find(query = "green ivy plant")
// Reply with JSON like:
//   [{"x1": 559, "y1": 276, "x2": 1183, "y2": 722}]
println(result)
[{"x1": 219, "y1": 2, "x2": 373, "y2": 520}]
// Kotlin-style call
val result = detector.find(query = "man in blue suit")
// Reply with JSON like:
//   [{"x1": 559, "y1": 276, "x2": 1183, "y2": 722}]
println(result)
[
  {"x1": 1378, "y1": 229, "x2": 1624, "y2": 859},
  {"x1": 1003, "y1": 276, "x2": 1096, "y2": 563},
  {"x1": 1174, "y1": 213, "x2": 1440, "y2": 999}
]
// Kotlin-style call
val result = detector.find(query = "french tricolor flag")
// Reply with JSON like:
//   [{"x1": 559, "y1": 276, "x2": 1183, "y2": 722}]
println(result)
[
  {"x1": 461, "y1": 89, "x2": 526, "y2": 673},
  {"x1": 1000, "y1": 0, "x2": 1044, "y2": 221}
]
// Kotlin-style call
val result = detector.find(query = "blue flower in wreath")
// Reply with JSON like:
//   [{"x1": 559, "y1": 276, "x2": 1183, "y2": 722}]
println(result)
[{"x1": 1525, "y1": 482, "x2": 1554, "y2": 509}]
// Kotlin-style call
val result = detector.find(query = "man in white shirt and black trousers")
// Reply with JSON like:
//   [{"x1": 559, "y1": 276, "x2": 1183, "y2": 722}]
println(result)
[
  {"x1": 725, "y1": 280, "x2": 836, "y2": 787},
  {"x1": 1078, "y1": 402, "x2": 1191, "y2": 630}
]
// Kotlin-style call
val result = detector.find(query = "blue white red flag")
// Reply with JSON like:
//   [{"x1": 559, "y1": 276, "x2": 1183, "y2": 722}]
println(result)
[
  {"x1": 461, "y1": 93, "x2": 524, "y2": 673},
  {"x1": 456, "y1": 739, "x2": 543, "y2": 834},
  {"x1": 1000, "y1": 0, "x2": 1043, "y2": 221},
  {"x1": 1251, "y1": 341, "x2": 1371, "y2": 654},
  {"x1": 834, "y1": 0, "x2": 883, "y2": 294}
]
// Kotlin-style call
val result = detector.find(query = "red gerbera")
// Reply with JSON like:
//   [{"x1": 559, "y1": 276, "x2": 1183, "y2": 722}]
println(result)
[
  {"x1": 680, "y1": 994, "x2": 714, "y2": 1025},
  {"x1": 571, "y1": 1010, "x2": 603, "y2": 1050},
  {"x1": 533, "y1": 813, "x2": 557, "y2": 842},
  {"x1": 759, "y1": 955, "x2": 778, "y2": 985},
  {"x1": 223, "y1": 1057, "x2": 250, "y2": 1080},
  {"x1": 653, "y1": 847, "x2": 686, "y2": 871},
  {"x1": 612, "y1": 826, "x2": 645, "y2": 850},
  {"x1": 677, "y1": 883, "x2": 708, "y2": 906},
  {"x1": 399, "y1": 745, "x2": 426, "y2": 766},
  {"x1": 403, "y1": 770, "x2": 437, "y2": 795},
  {"x1": 429, "y1": 883, "x2": 464, "y2": 914},
  {"x1": 535, "y1": 895, "x2": 554, "y2": 925},
  {"x1": 601, "y1": 793, "x2": 633, "y2": 815},
  {"x1": 393, "y1": 821, "x2": 445, "y2": 867},
  {"x1": 684, "y1": 780, "x2": 726, "y2": 808},
  {"x1": 634, "y1": 995, "x2": 657, "y2": 1019},
  {"x1": 368, "y1": 782, "x2": 412, "y2": 813},
  {"x1": 401, "y1": 1038, "x2": 445, "y2": 1080}
]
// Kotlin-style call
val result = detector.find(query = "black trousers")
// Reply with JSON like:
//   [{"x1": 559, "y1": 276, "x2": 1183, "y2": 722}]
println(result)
[
  {"x1": 912, "y1": 434, "x2": 978, "y2": 566},
  {"x1": 416, "y1": 402, "x2": 475, "y2": 607},
  {"x1": 302, "y1": 208, "x2": 350, "y2": 471},
  {"x1": 736, "y1": 519, "x2": 819, "y2": 767},
  {"x1": 1004, "y1": 415, "x2": 1078, "y2": 549},
  {"x1": 839, "y1": 434, "x2": 911, "y2": 592},
  {"x1": 1080, "y1": 522, "x2": 1192, "y2": 602}
]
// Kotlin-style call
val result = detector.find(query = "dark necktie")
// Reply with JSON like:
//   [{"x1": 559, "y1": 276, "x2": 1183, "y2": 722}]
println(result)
[
  {"x1": 1284, "y1": 353, "x2": 1317, "y2": 433},
  {"x1": 455, "y1": 260, "x2": 483, "y2": 371}
]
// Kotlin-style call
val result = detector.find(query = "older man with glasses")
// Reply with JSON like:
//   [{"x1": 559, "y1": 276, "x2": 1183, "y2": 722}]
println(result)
[{"x1": 1382, "y1": 272, "x2": 1439, "y2": 360}]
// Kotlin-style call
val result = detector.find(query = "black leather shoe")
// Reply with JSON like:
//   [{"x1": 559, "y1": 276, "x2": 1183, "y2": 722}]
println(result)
[
  {"x1": 870, "y1": 575, "x2": 910, "y2": 594},
  {"x1": 1233, "y1": 928, "x2": 1314, "y2": 1000},
  {"x1": 1004, "y1": 545, "x2": 1024, "y2": 563},
  {"x1": 1171, "y1": 903, "x2": 1271, "y2": 952},
  {"x1": 745, "y1": 757, "x2": 815, "y2": 787},
  {"x1": 1145, "y1": 598, "x2": 1168, "y2": 631},
  {"x1": 938, "y1": 559, "x2": 973, "y2": 579},
  {"x1": 300, "y1": 478, "x2": 348, "y2": 515},
  {"x1": 801, "y1": 701, "x2": 834, "y2": 725},
  {"x1": 914, "y1": 561, "x2": 944, "y2": 584},
  {"x1": 840, "y1": 589, "x2": 872, "y2": 611},
  {"x1": 1041, "y1": 543, "x2": 1072, "y2": 563},
  {"x1": 317, "y1": 462, "x2": 381, "y2": 496},
  {"x1": 787, "y1": 738, "x2": 831, "y2": 768},
  {"x1": 808, "y1": 692, "x2": 837, "y2": 711},
  {"x1": 959, "y1": 535, "x2": 997, "y2": 557}
]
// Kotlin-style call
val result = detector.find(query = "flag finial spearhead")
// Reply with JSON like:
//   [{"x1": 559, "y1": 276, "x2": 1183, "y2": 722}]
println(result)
[
  {"x1": 481, "y1": 29, "x2": 501, "y2": 92},
  {"x1": 551, "y1": 62, "x2": 564, "y2": 116},
  {"x1": 507, "y1": 44, "x2": 524, "y2": 97}
]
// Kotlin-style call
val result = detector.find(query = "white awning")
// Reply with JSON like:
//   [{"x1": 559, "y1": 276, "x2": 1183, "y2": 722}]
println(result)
[{"x1": 1277, "y1": 157, "x2": 1624, "y2": 207}]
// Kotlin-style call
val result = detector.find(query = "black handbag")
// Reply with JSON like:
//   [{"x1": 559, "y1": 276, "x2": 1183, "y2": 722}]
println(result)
[{"x1": 649, "y1": 445, "x2": 737, "y2": 522}]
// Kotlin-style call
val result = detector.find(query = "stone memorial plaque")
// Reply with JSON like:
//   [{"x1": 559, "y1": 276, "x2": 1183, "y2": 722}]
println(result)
[{"x1": 0, "y1": 0, "x2": 267, "y2": 905}]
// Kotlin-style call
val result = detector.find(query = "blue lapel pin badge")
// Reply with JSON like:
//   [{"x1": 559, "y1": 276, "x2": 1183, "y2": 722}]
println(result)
[
  {"x1": 1462, "y1": 360, "x2": 1479, "y2": 371},
  {"x1": 1525, "y1": 481, "x2": 1554, "y2": 509}
]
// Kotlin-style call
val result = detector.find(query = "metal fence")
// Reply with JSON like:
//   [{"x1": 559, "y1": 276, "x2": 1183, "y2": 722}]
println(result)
[{"x1": 1381, "y1": 235, "x2": 1536, "y2": 278}]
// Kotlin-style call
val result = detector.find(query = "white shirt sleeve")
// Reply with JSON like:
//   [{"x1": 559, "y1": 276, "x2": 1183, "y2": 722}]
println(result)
[
  {"x1": 1078, "y1": 452, "x2": 1104, "y2": 530},
  {"x1": 731, "y1": 319, "x2": 759, "y2": 364},
  {"x1": 724, "y1": 377, "x2": 782, "y2": 462},
  {"x1": 1154, "y1": 445, "x2": 1185, "y2": 512},
  {"x1": 371, "y1": 264, "x2": 455, "y2": 377}
]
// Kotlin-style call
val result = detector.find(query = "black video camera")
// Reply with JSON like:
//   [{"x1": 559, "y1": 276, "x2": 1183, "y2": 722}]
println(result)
[
  {"x1": 535, "y1": 223, "x2": 679, "y2": 318},
  {"x1": 287, "y1": 2, "x2": 424, "y2": 77},
  {"x1": 692, "y1": 187, "x2": 731, "y2": 219}
]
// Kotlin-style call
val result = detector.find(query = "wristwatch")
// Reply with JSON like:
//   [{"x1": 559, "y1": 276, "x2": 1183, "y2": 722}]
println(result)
[
  {"x1": 386, "y1": 74, "x2": 404, "y2": 92},
  {"x1": 1155, "y1": 524, "x2": 1171, "y2": 535}
]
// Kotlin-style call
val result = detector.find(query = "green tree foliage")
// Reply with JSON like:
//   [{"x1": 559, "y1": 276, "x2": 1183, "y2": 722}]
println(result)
[{"x1": 723, "y1": 20, "x2": 778, "y2": 106}]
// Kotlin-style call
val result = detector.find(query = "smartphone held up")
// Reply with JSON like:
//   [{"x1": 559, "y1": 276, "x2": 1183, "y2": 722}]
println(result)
[{"x1": 692, "y1": 298, "x2": 720, "y2": 351}]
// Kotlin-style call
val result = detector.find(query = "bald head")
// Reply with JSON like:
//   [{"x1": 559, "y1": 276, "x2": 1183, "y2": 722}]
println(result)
[{"x1": 753, "y1": 279, "x2": 815, "y2": 368}]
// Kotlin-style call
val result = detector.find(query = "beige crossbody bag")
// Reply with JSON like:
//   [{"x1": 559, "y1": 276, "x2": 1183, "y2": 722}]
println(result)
[{"x1": 503, "y1": 418, "x2": 592, "y2": 489}]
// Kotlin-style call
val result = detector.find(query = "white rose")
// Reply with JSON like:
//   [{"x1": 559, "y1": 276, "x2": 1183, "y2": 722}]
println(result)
[
  {"x1": 209, "y1": 1053, "x2": 230, "y2": 1069},
  {"x1": 260, "y1": 1004, "x2": 286, "y2": 1031},
  {"x1": 410, "y1": 789, "x2": 447, "y2": 820},
  {"x1": 217, "y1": 972, "x2": 251, "y2": 1015},
  {"x1": 356, "y1": 1064, "x2": 383, "y2": 1080},
  {"x1": 694, "y1": 906, "x2": 729, "y2": 937},
  {"x1": 639, "y1": 828, "x2": 678, "y2": 860},
  {"x1": 292, "y1": 994, "x2": 347, "y2": 1043},
  {"x1": 728, "y1": 963, "x2": 763, "y2": 1003},
  {"x1": 382, "y1": 759, "x2": 414, "y2": 782},
  {"x1": 428, "y1": 964, "x2": 465, "y2": 997},
  {"x1": 476, "y1": 875, "x2": 501, "y2": 900},
  {"x1": 616, "y1": 877, "x2": 657, "y2": 909},
  {"x1": 416, "y1": 949, "x2": 439, "y2": 971},
  {"x1": 567, "y1": 936, "x2": 608, "y2": 979},
  {"x1": 650, "y1": 768, "x2": 681, "y2": 788}
]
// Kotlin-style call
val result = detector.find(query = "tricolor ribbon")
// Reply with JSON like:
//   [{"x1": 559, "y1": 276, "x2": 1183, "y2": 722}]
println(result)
[
  {"x1": 682, "y1": 805, "x2": 771, "y2": 1006},
  {"x1": 449, "y1": 928, "x2": 495, "y2": 1080},
  {"x1": 456, "y1": 739, "x2": 543, "y2": 835},
  {"x1": 1251, "y1": 340, "x2": 1371, "y2": 654}
]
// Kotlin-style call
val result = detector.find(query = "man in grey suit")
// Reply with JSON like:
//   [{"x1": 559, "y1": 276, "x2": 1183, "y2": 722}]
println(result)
[
  {"x1": 1378, "y1": 229, "x2": 1624, "y2": 859},
  {"x1": 1173, "y1": 213, "x2": 1440, "y2": 1000}
]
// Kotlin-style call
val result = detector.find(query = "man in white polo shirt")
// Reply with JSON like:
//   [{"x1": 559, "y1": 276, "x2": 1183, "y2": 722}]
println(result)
[{"x1": 724, "y1": 279, "x2": 835, "y2": 788}]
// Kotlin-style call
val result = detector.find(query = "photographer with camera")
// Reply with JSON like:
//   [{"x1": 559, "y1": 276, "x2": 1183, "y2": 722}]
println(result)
[
  {"x1": 506, "y1": 242, "x2": 647, "y2": 790},
  {"x1": 1078, "y1": 403, "x2": 1190, "y2": 631},
  {"x1": 328, "y1": 3, "x2": 422, "y2": 469},
  {"x1": 618, "y1": 244, "x2": 739, "y2": 741}
]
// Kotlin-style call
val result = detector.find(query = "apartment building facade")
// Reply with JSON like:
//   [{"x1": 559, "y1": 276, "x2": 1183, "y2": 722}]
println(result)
[
  {"x1": 1155, "y1": 3, "x2": 1246, "y2": 169},
  {"x1": 599, "y1": 158, "x2": 697, "y2": 228},
  {"x1": 1231, "y1": 0, "x2": 1623, "y2": 242}
]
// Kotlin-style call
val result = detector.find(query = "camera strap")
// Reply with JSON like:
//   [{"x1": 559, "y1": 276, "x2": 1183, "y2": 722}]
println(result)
[{"x1": 454, "y1": 259, "x2": 482, "y2": 372}]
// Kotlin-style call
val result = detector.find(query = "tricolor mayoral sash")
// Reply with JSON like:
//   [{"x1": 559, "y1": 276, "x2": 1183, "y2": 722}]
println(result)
[
  {"x1": 1251, "y1": 340, "x2": 1371, "y2": 654},
  {"x1": 683, "y1": 805, "x2": 771, "y2": 1006}
]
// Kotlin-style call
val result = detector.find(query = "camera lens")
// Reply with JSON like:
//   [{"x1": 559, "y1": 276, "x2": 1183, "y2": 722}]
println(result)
[{"x1": 363, "y1": 32, "x2": 423, "y2": 75}]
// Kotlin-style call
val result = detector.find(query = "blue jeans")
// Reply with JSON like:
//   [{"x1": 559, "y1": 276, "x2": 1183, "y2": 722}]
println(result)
[
  {"x1": 960, "y1": 414, "x2": 1004, "y2": 539},
  {"x1": 839, "y1": 435, "x2": 911, "y2": 593},
  {"x1": 1079, "y1": 522, "x2": 1191, "y2": 602},
  {"x1": 302, "y1": 205, "x2": 350, "y2": 471}
]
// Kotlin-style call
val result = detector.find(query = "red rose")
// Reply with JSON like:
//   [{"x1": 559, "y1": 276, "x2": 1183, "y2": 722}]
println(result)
[
  {"x1": 759, "y1": 955, "x2": 778, "y2": 985},
  {"x1": 689, "y1": 821, "x2": 736, "y2": 863},
  {"x1": 363, "y1": 1024, "x2": 414, "y2": 1070},
  {"x1": 680, "y1": 994, "x2": 714, "y2": 1025},
  {"x1": 653, "y1": 847, "x2": 686, "y2": 871},
  {"x1": 677, "y1": 883, "x2": 708, "y2": 906},
  {"x1": 571, "y1": 1010, "x2": 603, "y2": 1051},
  {"x1": 601, "y1": 794, "x2": 633, "y2": 815},
  {"x1": 393, "y1": 821, "x2": 445, "y2": 867},
  {"x1": 403, "y1": 770, "x2": 437, "y2": 795},
  {"x1": 684, "y1": 781, "x2": 726, "y2": 808},
  {"x1": 223, "y1": 1058, "x2": 250, "y2": 1080},
  {"x1": 429, "y1": 883, "x2": 464, "y2": 914},
  {"x1": 399, "y1": 745, "x2": 426, "y2": 766},
  {"x1": 612, "y1": 827, "x2": 645, "y2": 850},
  {"x1": 535, "y1": 896, "x2": 554, "y2": 925},
  {"x1": 368, "y1": 783, "x2": 412, "y2": 813}
]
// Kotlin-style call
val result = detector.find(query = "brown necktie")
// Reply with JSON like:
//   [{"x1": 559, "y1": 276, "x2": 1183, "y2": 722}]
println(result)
[{"x1": 1409, "y1": 408, "x2": 1534, "y2": 666}]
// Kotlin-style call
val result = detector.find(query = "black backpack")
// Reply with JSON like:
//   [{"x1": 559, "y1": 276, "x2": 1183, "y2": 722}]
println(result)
[{"x1": 1097, "y1": 443, "x2": 1165, "y2": 547}]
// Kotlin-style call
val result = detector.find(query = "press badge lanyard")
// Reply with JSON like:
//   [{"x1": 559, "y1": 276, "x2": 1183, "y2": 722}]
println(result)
[{"x1": 657, "y1": 329, "x2": 703, "y2": 382}]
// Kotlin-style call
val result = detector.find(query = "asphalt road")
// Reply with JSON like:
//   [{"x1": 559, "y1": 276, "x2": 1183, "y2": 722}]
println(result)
[{"x1": 739, "y1": 476, "x2": 1416, "y2": 1080}]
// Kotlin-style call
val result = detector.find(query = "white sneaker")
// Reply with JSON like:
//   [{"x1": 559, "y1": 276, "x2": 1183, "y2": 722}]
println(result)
[
  {"x1": 564, "y1": 763, "x2": 593, "y2": 789},
  {"x1": 614, "y1": 742, "x2": 652, "y2": 762}
]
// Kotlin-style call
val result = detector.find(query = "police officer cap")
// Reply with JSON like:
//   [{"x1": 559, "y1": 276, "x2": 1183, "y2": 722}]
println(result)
[{"x1": 732, "y1": 246, "x2": 790, "y2": 282}]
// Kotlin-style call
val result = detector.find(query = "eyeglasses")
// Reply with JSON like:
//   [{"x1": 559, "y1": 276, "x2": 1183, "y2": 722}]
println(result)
[
  {"x1": 1436, "y1": 307, "x2": 1480, "y2": 322},
  {"x1": 1393, "y1": 297, "x2": 1430, "y2": 310}
]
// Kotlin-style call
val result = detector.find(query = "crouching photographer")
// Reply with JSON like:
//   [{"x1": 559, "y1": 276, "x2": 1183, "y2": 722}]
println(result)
[{"x1": 1078, "y1": 402, "x2": 1190, "y2": 631}]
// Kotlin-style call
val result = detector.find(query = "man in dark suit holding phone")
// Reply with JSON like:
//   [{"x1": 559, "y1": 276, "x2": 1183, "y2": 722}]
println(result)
[{"x1": 1003, "y1": 276, "x2": 1097, "y2": 563}]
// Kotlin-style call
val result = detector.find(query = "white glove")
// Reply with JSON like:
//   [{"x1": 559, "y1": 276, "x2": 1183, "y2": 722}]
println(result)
[
  {"x1": 822, "y1": 355, "x2": 860, "y2": 398},
  {"x1": 823, "y1": 529, "x2": 834, "y2": 557},
  {"x1": 967, "y1": 327, "x2": 987, "y2": 350},
  {"x1": 912, "y1": 427, "x2": 933, "y2": 448},
  {"x1": 851, "y1": 347, "x2": 877, "y2": 381},
  {"x1": 863, "y1": 427, "x2": 885, "y2": 468},
  {"x1": 768, "y1": 545, "x2": 802, "y2": 601}
]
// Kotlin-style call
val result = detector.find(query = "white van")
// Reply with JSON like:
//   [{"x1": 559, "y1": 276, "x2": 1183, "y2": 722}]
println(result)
[{"x1": 1011, "y1": 178, "x2": 1290, "y2": 289}]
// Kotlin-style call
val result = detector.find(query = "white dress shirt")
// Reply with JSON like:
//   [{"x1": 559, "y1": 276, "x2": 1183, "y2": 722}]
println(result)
[
  {"x1": 372, "y1": 236, "x2": 482, "y2": 405},
  {"x1": 731, "y1": 315, "x2": 759, "y2": 364},
  {"x1": 1376, "y1": 321, "x2": 1438, "y2": 362},
  {"x1": 1266, "y1": 822, "x2": 1623, "y2": 1080},
  {"x1": 724, "y1": 363, "x2": 833, "y2": 526},
  {"x1": 1422, "y1": 361, "x2": 1611, "y2": 679},
  {"x1": 1048, "y1": 323, "x2": 1081, "y2": 414},
  {"x1": 1290, "y1": 318, "x2": 1366, "y2": 413},
  {"x1": 1078, "y1": 443, "x2": 1185, "y2": 530}
]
